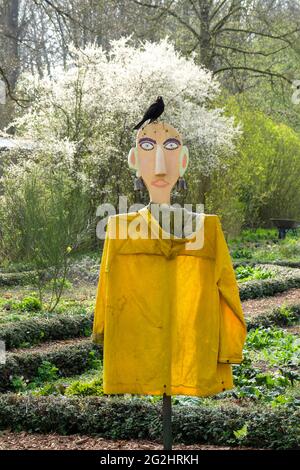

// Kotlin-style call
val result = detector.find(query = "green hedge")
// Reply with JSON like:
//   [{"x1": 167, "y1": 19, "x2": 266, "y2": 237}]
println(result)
[
  {"x1": 234, "y1": 260, "x2": 300, "y2": 269},
  {"x1": 269, "y1": 260, "x2": 300, "y2": 268},
  {"x1": 0, "y1": 300, "x2": 299, "y2": 353},
  {"x1": 0, "y1": 272, "x2": 33, "y2": 286},
  {"x1": 0, "y1": 313, "x2": 93, "y2": 350},
  {"x1": 0, "y1": 395, "x2": 298, "y2": 449},
  {"x1": 239, "y1": 274, "x2": 300, "y2": 300},
  {"x1": 0, "y1": 341, "x2": 102, "y2": 392},
  {"x1": 247, "y1": 304, "x2": 300, "y2": 330}
]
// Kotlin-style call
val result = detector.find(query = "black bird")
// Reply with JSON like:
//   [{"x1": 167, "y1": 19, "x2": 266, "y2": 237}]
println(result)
[{"x1": 133, "y1": 96, "x2": 165, "y2": 130}]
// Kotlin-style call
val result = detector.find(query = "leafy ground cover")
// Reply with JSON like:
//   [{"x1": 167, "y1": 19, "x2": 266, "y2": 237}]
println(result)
[{"x1": 229, "y1": 228, "x2": 300, "y2": 263}]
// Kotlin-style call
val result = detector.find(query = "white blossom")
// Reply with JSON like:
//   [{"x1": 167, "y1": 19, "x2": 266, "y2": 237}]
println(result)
[{"x1": 7, "y1": 36, "x2": 240, "y2": 192}]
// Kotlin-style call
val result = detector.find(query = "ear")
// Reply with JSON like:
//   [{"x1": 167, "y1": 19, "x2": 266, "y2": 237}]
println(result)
[
  {"x1": 128, "y1": 147, "x2": 140, "y2": 175},
  {"x1": 179, "y1": 146, "x2": 189, "y2": 177}
]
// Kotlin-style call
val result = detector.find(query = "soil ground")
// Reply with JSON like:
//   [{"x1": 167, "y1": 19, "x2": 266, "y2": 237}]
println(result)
[{"x1": 0, "y1": 431, "x2": 260, "y2": 450}]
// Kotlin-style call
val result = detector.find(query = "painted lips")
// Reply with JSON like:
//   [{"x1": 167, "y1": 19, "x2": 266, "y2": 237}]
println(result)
[{"x1": 151, "y1": 179, "x2": 169, "y2": 187}]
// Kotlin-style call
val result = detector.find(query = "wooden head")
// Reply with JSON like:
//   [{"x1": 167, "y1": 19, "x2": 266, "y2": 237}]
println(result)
[{"x1": 128, "y1": 121, "x2": 189, "y2": 204}]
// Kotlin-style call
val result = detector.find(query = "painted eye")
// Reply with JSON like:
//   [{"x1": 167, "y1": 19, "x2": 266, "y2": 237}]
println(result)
[
  {"x1": 140, "y1": 141, "x2": 154, "y2": 151},
  {"x1": 164, "y1": 141, "x2": 179, "y2": 150}
]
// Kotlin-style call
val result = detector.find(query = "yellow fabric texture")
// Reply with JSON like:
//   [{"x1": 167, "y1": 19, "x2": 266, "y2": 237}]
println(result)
[{"x1": 92, "y1": 207, "x2": 247, "y2": 397}]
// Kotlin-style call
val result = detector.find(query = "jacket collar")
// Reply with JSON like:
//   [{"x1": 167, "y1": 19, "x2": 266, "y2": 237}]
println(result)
[{"x1": 137, "y1": 205, "x2": 205, "y2": 259}]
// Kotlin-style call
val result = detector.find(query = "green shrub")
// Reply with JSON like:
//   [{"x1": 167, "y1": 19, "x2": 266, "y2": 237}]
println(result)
[
  {"x1": 270, "y1": 261, "x2": 300, "y2": 268},
  {"x1": 45, "y1": 278, "x2": 73, "y2": 291},
  {"x1": 65, "y1": 377, "x2": 104, "y2": 397},
  {"x1": 0, "y1": 271, "x2": 34, "y2": 287},
  {"x1": 0, "y1": 312, "x2": 93, "y2": 349},
  {"x1": 10, "y1": 361, "x2": 61, "y2": 392},
  {"x1": 0, "y1": 395, "x2": 298, "y2": 449},
  {"x1": 247, "y1": 304, "x2": 300, "y2": 329},
  {"x1": 0, "y1": 165, "x2": 89, "y2": 312},
  {"x1": 36, "y1": 361, "x2": 59, "y2": 384},
  {"x1": 231, "y1": 248, "x2": 252, "y2": 260},
  {"x1": 18, "y1": 296, "x2": 42, "y2": 313},
  {"x1": 279, "y1": 239, "x2": 300, "y2": 259},
  {"x1": 33, "y1": 383, "x2": 61, "y2": 396},
  {"x1": 246, "y1": 327, "x2": 289, "y2": 350},
  {"x1": 232, "y1": 349, "x2": 298, "y2": 404},
  {"x1": 239, "y1": 272, "x2": 300, "y2": 300},
  {"x1": 0, "y1": 342, "x2": 102, "y2": 392},
  {"x1": 10, "y1": 376, "x2": 28, "y2": 392},
  {"x1": 241, "y1": 229, "x2": 278, "y2": 242},
  {"x1": 235, "y1": 265, "x2": 274, "y2": 282},
  {"x1": 252, "y1": 239, "x2": 300, "y2": 262}
]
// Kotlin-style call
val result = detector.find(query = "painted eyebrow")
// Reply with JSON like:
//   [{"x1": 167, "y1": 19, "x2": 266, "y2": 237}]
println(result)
[
  {"x1": 163, "y1": 138, "x2": 181, "y2": 145},
  {"x1": 138, "y1": 137, "x2": 156, "y2": 144}
]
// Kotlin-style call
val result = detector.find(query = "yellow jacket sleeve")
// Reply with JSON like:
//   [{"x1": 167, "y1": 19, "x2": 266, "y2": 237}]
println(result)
[
  {"x1": 92, "y1": 217, "x2": 111, "y2": 346},
  {"x1": 215, "y1": 216, "x2": 247, "y2": 364}
]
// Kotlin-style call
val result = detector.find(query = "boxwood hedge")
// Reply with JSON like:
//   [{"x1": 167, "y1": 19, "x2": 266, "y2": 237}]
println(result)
[
  {"x1": 247, "y1": 304, "x2": 300, "y2": 330},
  {"x1": 0, "y1": 395, "x2": 298, "y2": 449},
  {"x1": 239, "y1": 274, "x2": 300, "y2": 300},
  {"x1": 1, "y1": 300, "x2": 299, "y2": 352},
  {"x1": 0, "y1": 271, "x2": 39, "y2": 286},
  {"x1": 0, "y1": 341, "x2": 102, "y2": 392},
  {"x1": 0, "y1": 313, "x2": 93, "y2": 349},
  {"x1": 234, "y1": 260, "x2": 300, "y2": 269}
]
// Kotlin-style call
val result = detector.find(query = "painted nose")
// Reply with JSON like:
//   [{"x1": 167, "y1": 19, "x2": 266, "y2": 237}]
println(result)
[{"x1": 154, "y1": 144, "x2": 167, "y2": 175}]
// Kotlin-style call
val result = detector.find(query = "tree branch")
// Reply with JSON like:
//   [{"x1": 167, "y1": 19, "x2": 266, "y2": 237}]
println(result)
[
  {"x1": 189, "y1": 0, "x2": 201, "y2": 21},
  {"x1": 212, "y1": 4, "x2": 246, "y2": 34},
  {"x1": 0, "y1": 66, "x2": 29, "y2": 107},
  {"x1": 209, "y1": 0, "x2": 228, "y2": 23},
  {"x1": 131, "y1": 0, "x2": 201, "y2": 40},
  {"x1": 215, "y1": 27, "x2": 300, "y2": 46},
  {"x1": 213, "y1": 65, "x2": 292, "y2": 83},
  {"x1": 215, "y1": 43, "x2": 290, "y2": 57},
  {"x1": 32, "y1": 0, "x2": 99, "y2": 36}
]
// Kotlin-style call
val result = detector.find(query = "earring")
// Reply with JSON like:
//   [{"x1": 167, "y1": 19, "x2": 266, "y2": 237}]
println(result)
[
  {"x1": 134, "y1": 176, "x2": 146, "y2": 191},
  {"x1": 176, "y1": 177, "x2": 187, "y2": 191}
]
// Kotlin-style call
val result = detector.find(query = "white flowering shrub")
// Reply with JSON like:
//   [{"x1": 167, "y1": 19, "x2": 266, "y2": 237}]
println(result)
[
  {"x1": 8, "y1": 36, "x2": 240, "y2": 202},
  {"x1": 0, "y1": 36, "x2": 242, "y2": 306}
]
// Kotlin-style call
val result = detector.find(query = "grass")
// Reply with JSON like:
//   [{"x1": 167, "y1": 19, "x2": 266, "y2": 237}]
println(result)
[
  {"x1": 0, "y1": 284, "x2": 95, "y2": 323},
  {"x1": 11, "y1": 362, "x2": 102, "y2": 395},
  {"x1": 229, "y1": 228, "x2": 300, "y2": 263}
]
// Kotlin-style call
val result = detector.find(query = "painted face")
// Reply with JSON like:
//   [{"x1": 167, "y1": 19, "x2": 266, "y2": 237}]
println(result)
[{"x1": 128, "y1": 122, "x2": 188, "y2": 204}]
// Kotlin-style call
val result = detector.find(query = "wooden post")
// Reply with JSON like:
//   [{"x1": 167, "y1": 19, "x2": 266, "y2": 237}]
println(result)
[
  {"x1": 128, "y1": 122, "x2": 187, "y2": 452},
  {"x1": 162, "y1": 393, "x2": 172, "y2": 450}
]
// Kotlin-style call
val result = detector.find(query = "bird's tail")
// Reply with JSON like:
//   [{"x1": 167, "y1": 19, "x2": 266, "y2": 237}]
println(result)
[{"x1": 133, "y1": 119, "x2": 145, "y2": 130}]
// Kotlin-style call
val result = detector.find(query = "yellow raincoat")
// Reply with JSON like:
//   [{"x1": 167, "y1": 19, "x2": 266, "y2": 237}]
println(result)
[{"x1": 92, "y1": 206, "x2": 247, "y2": 397}]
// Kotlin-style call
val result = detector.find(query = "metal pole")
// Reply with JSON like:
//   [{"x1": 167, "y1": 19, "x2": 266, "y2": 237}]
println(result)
[{"x1": 162, "y1": 393, "x2": 172, "y2": 450}]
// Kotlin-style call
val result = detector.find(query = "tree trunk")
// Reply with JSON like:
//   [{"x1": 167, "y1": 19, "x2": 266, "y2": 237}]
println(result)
[
  {"x1": 199, "y1": 0, "x2": 212, "y2": 70},
  {"x1": 0, "y1": 0, "x2": 19, "y2": 132}
]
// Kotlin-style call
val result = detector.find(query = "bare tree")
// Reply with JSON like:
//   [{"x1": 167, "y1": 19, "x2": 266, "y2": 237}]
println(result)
[
  {"x1": 1, "y1": 0, "x2": 300, "y2": 130},
  {"x1": 131, "y1": 0, "x2": 299, "y2": 91}
]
